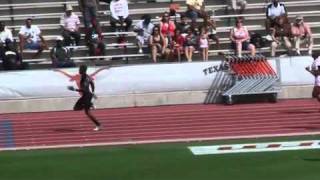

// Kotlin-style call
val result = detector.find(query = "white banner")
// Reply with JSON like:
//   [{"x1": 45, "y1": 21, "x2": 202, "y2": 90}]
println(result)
[
  {"x1": 0, "y1": 56, "x2": 315, "y2": 100},
  {"x1": 0, "y1": 62, "x2": 223, "y2": 100}
]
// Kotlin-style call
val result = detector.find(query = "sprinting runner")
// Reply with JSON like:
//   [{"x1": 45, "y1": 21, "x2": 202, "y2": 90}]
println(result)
[
  {"x1": 68, "y1": 65, "x2": 101, "y2": 131},
  {"x1": 306, "y1": 52, "x2": 320, "y2": 103}
]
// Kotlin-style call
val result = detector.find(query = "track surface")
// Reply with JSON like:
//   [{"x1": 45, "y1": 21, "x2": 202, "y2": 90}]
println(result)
[{"x1": 1, "y1": 99, "x2": 320, "y2": 151}]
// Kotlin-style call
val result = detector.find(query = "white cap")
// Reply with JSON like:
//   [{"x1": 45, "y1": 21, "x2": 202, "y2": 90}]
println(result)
[
  {"x1": 66, "y1": 4, "x2": 73, "y2": 11},
  {"x1": 56, "y1": 36, "x2": 64, "y2": 41}
]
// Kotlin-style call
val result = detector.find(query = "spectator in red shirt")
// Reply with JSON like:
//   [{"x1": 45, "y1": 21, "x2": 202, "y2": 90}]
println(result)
[
  {"x1": 291, "y1": 15, "x2": 313, "y2": 55},
  {"x1": 171, "y1": 28, "x2": 185, "y2": 62},
  {"x1": 160, "y1": 12, "x2": 176, "y2": 44}
]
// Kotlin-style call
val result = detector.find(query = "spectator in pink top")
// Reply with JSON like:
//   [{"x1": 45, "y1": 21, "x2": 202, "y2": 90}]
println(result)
[
  {"x1": 60, "y1": 5, "x2": 81, "y2": 46},
  {"x1": 291, "y1": 15, "x2": 313, "y2": 55},
  {"x1": 230, "y1": 18, "x2": 256, "y2": 57}
]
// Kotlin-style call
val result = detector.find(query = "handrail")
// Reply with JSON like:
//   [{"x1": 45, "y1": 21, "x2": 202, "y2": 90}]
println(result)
[
  {"x1": 22, "y1": 45, "x2": 320, "y2": 64},
  {"x1": 9, "y1": 23, "x2": 320, "y2": 42},
  {"x1": 1, "y1": 0, "x2": 320, "y2": 20}
]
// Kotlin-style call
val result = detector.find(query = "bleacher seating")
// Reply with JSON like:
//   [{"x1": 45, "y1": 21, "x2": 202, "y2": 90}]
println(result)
[{"x1": 0, "y1": 0, "x2": 320, "y2": 69}]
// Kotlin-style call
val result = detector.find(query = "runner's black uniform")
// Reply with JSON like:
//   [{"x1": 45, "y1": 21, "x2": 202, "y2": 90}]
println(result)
[
  {"x1": 74, "y1": 74, "x2": 94, "y2": 111},
  {"x1": 72, "y1": 66, "x2": 101, "y2": 128}
]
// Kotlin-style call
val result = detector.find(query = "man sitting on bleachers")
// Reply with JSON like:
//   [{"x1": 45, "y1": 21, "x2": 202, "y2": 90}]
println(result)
[
  {"x1": 110, "y1": 0, "x2": 132, "y2": 32},
  {"x1": 85, "y1": 27, "x2": 106, "y2": 58},
  {"x1": 1, "y1": 39, "x2": 28, "y2": 70},
  {"x1": 291, "y1": 15, "x2": 313, "y2": 56},
  {"x1": 185, "y1": 0, "x2": 206, "y2": 26},
  {"x1": 134, "y1": 14, "x2": 154, "y2": 54},
  {"x1": 18, "y1": 18, "x2": 48, "y2": 58},
  {"x1": 0, "y1": 21, "x2": 14, "y2": 61},
  {"x1": 50, "y1": 36, "x2": 75, "y2": 68},
  {"x1": 265, "y1": 0, "x2": 287, "y2": 32},
  {"x1": 177, "y1": 14, "x2": 191, "y2": 36},
  {"x1": 228, "y1": 0, "x2": 247, "y2": 14},
  {"x1": 60, "y1": 5, "x2": 81, "y2": 46}
]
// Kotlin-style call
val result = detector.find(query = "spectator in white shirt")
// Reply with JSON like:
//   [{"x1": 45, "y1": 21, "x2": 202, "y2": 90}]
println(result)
[
  {"x1": 60, "y1": 5, "x2": 81, "y2": 46},
  {"x1": 0, "y1": 22, "x2": 13, "y2": 44},
  {"x1": 133, "y1": 14, "x2": 154, "y2": 54},
  {"x1": 110, "y1": 0, "x2": 132, "y2": 32},
  {"x1": 265, "y1": 0, "x2": 287, "y2": 32},
  {"x1": 0, "y1": 22, "x2": 14, "y2": 60},
  {"x1": 18, "y1": 18, "x2": 48, "y2": 58},
  {"x1": 229, "y1": 0, "x2": 247, "y2": 14},
  {"x1": 185, "y1": 0, "x2": 206, "y2": 26}
]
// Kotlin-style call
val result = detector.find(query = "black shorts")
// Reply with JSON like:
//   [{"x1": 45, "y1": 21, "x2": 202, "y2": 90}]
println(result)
[
  {"x1": 73, "y1": 93, "x2": 93, "y2": 111},
  {"x1": 312, "y1": 86, "x2": 320, "y2": 98},
  {"x1": 231, "y1": 41, "x2": 250, "y2": 51}
]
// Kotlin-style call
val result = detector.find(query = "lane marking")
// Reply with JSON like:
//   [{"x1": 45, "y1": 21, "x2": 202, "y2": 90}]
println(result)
[
  {"x1": 0, "y1": 120, "x2": 15, "y2": 148},
  {"x1": 189, "y1": 140, "x2": 320, "y2": 155}
]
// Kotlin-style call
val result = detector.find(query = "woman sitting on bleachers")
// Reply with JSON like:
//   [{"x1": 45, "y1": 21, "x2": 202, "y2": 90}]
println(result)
[
  {"x1": 230, "y1": 18, "x2": 256, "y2": 57},
  {"x1": 171, "y1": 28, "x2": 185, "y2": 62},
  {"x1": 149, "y1": 26, "x2": 169, "y2": 63},
  {"x1": 270, "y1": 16, "x2": 292, "y2": 57},
  {"x1": 200, "y1": 15, "x2": 221, "y2": 52},
  {"x1": 184, "y1": 27, "x2": 197, "y2": 62},
  {"x1": 159, "y1": 12, "x2": 176, "y2": 45}
]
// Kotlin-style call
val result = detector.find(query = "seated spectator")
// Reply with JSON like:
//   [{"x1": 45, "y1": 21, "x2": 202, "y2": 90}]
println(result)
[
  {"x1": 184, "y1": 27, "x2": 197, "y2": 62},
  {"x1": 229, "y1": 0, "x2": 247, "y2": 14},
  {"x1": 199, "y1": 27, "x2": 209, "y2": 61},
  {"x1": 85, "y1": 27, "x2": 106, "y2": 57},
  {"x1": 50, "y1": 37, "x2": 75, "y2": 68},
  {"x1": 171, "y1": 28, "x2": 185, "y2": 62},
  {"x1": 18, "y1": 18, "x2": 48, "y2": 58},
  {"x1": 0, "y1": 21, "x2": 13, "y2": 44},
  {"x1": 110, "y1": 0, "x2": 132, "y2": 32},
  {"x1": 230, "y1": 18, "x2": 256, "y2": 57},
  {"x1": 160, "y1": 12, "x2": 176, "y2": 44},
  {"x1": 265, "y1": 0, "x2": 287, "y2": 32},
  {"x1": 60, "y1": 5, "x2": 81, "y2": 46},
  {"x1": 149, "y1": 26, "x2": 169, "y2": 63},
  {"x1": 78, "y1": 0, "x2": 103, "y2": 39},
  {"x1": 201, "y1": 15, "x2": 221, "y2": 51},
  {"x1": 1, "y1": 39, "x2": 28, "y2": 70},
  {"x1": 0, "y1": 21, "x2": 14, "y2": 61},
  {"x1": 177, "y1": 14, "x2": 192, "y2": 36},
  {"x1": 185, "y1": 0, "x2": 206, "y2": 26},
  {"x1": 133, "y1": 14, "x2": 154, "y2": 54},
  {"x1": 291, "y1": 15, "x2": 313, "y2": 56},
  {"x1": 270, "y1": 16, "x2": 292, "y2": 57},
  {"x1": 169, "y1": 3, "x2": 181, "y2": 23}
]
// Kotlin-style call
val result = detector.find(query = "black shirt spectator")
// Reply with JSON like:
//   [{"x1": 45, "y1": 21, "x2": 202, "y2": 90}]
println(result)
[
  {"x1": 1, "y1": 40, "x2": 28, "y2": 70},
  {"x1": 50, "y1": 37, "x2": 75, "y2": 68}
]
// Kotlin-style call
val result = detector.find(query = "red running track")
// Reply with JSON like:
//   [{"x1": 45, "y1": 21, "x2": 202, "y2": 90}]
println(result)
[{"x1": 1, "y1": 99, "x2": 320, "y2": 151}]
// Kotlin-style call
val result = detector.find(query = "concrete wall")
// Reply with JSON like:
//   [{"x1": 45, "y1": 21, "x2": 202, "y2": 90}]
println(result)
[{"x1": 0, "y1": 85, "x2": 314, "y2": 114}]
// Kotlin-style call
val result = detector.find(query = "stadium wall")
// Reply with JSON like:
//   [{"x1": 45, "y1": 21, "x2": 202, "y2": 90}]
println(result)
[{"x1": 0, "y1": 56, "x2": 315, "y2": 113}]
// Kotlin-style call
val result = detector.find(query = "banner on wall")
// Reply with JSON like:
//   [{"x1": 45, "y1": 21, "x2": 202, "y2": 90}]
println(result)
[
  {"x1": 0, "y1": 61, "x2": 225, "y2": 100},
  {"x1": 0, "y1": 56, "x2": 315, "y2": 100}
]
